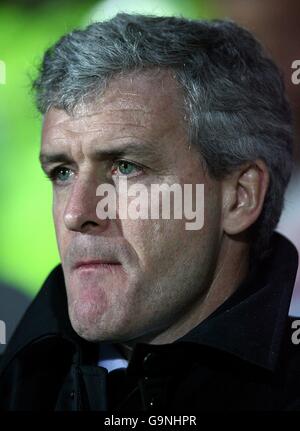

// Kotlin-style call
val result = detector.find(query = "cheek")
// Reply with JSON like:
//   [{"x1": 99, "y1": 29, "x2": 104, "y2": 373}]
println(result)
[
  {"x1": 120, "y1": 217, "x2": 189, "y2": 271},
  {"x1": 52, "y1": 193, "x2": 68, "y2": 258},
  {"x1": 121, "y1": 200, "x2": 221, "y2": 279},
  {"x1": 52, "y1": 191, "x2": 61, "y2": 229},
  {"x1": 120, "y1": 219, "x2": 157, "y2": 262},
  {"x1": 203, "y1": 188, "x2": 223, "y2": 238}
]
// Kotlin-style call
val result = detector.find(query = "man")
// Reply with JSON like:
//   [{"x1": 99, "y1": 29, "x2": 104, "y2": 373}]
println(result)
[{"x1": 0, "y1": 13, "x2": 299, "y2": 411}]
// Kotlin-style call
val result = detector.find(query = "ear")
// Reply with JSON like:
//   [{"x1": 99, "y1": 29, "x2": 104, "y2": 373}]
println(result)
[{"x1": 221, "y1": 160, "x2": 270, "y2": 235}]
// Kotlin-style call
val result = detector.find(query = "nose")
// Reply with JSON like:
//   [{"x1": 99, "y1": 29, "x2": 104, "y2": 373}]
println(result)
[{"x1": 63, "y1": 175, "x2": 109, "y2": 234}]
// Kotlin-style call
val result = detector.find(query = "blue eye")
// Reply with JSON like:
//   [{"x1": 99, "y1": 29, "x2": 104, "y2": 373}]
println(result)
[
  {"x1": 46, "y1": 166, "x2": 74, "y2": 184},
  {"x1": 112, "y1": 160, "x2": 143, "y2": 177},
  {"x1": 57, "y1": 167, "x2": 72, "y2": 181}
]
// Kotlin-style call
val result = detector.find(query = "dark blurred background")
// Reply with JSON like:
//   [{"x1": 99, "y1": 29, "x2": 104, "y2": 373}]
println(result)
[{"x1": 0, "y1": 0, "x2": 299, "y2": 352}]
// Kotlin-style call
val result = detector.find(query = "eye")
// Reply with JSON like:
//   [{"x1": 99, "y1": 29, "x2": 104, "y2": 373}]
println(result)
[
  {"x1": 46, "y1": 166, "x2": 74, "y2": 184},
  {"x1": 111, "y1": 160, "x2": 143, "y2": 178}
]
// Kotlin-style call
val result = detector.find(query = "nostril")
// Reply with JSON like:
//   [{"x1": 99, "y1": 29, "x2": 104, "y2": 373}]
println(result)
[{"x1": 81, "y1": 220, "x2": 99, "y2": 231}]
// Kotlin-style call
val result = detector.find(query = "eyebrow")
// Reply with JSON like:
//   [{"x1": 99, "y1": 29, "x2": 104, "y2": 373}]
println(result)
[
  {"x1": 39, "y1": 152, "x2": 73, "y2": 169},
  {"x1": 39, "y1": 141, "x2": 161, "y2": 170}
]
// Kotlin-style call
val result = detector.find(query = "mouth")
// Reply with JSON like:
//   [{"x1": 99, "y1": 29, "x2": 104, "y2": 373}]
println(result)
[{"x1": 73, "y1": 259, "x2": 123, "y2": 273}]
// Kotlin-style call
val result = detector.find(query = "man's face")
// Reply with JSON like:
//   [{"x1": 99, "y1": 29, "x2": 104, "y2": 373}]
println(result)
[{"x1": 41, "y1": 70, "x2": 222, "y2": 343}]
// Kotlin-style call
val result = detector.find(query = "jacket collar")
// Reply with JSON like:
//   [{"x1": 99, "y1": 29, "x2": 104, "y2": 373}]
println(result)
[
  {"x1": 1, "y1": 232, "x2": 298, "y2": 375},
  {"x1": 128, "y1": 232, "x2": 298, "y2": 374},
  {"x1": 176, "y1": 230, "x2": 298, "y2": 370}
]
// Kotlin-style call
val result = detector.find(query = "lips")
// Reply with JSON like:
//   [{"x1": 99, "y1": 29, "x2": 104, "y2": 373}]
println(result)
[{"x1": 73, "y1": 259, "x2": 122, "y2": 271}]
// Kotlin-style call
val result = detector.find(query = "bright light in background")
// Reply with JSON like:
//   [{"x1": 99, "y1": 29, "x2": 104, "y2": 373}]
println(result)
[
  {"x1": 0, "y1": 60, "x2": 6, "y2": 85},
  {"x1": 0, "y1": 2, "x2": 100, "y2": 297},
  {"x1": 85, "y1": 0, "x2": 212, "y2": 22}
]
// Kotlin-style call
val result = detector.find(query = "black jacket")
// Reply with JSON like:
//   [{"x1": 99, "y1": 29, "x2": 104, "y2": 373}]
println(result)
[{"x1": 0, "y1": 232, "x2": 299, "y2": 411}]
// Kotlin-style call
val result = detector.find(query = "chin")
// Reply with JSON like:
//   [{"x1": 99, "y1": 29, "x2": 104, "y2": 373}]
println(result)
[
  {"x1": 67, "y1": 302, "x2": 135, "y2": 343},
  {"x1": 68, "y1": 300, "x2": 103, "y2": 341}
]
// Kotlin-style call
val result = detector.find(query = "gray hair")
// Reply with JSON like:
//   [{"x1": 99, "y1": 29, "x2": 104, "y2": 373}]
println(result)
[{"x1": 33, "y1": 13, "x2": 293, "y2": 259}]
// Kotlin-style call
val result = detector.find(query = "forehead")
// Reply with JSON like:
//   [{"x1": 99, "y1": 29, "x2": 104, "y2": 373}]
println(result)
[{"x1": 41, "y1": 69, "x2": 186, "y2": 149}]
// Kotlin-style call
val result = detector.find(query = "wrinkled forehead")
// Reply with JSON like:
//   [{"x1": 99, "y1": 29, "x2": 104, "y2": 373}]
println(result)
[
  {"x1": 41, "y1": 69, "x2": 187, "y2": 147},
  {"x1": 39, "y1": 69, "x2": 193, "y2": 170}
]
